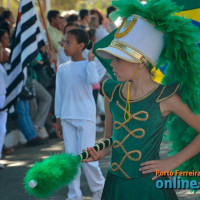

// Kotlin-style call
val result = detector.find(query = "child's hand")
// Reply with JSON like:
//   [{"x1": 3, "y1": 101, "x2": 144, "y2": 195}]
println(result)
[
  {"x1": 37, "y1": 61, "x2": 44, "y2": 65},
  {"x1": 56, "y1": 119, "x2": 63, "y2": 139},
  {"x1": 88, "y1": 47, "x2": 95, "y2": 61},
  {"x1": 139, "y1": 156, "x2": 179, "y2": 180},
  {"x1": 82, "y1": 147, "x2": 104, "y2": 163}
]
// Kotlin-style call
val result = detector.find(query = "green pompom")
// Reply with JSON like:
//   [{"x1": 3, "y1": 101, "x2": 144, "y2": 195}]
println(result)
[{"x1": 24, "y1": 153, "x2": 81, "y2": 198}]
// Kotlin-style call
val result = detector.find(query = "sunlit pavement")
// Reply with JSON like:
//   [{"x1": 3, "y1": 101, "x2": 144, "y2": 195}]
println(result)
[{"x1": 0, "y1": 132, "x2": 199, "y2": 200}]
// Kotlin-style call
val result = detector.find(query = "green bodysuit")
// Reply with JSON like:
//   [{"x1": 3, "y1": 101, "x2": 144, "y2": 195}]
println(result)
[{"x1": 101, "y1": 79, "x2": 179, "y2": 200}]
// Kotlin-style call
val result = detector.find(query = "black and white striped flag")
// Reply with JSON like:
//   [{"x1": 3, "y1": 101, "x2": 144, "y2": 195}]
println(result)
[{"x1": 1, "y1": 0, "x2": 45, "y2": 110}]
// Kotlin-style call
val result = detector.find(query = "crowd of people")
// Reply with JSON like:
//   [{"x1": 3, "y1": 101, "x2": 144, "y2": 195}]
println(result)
[
  {"x1": 0, "y1": 5, "x2": 118, "y2": 200},
  {"x1": 0, "y1": 7, "x2": 117, "y2": 165}
]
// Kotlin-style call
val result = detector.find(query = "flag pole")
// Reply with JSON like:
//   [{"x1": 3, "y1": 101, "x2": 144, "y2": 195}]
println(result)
[{"x1": 37, "y1": 0, "x2": 57, "y2": 71}]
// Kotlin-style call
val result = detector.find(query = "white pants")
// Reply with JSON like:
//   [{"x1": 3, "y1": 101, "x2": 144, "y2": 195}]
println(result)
[
  {"x1": 0, "y1": 111, "x2": 7, "y2": 159},
  {"x1": 0, "y1": 95, "x2": 7, "y2": 159},
  {"x1": 61, "y1": 119, "x2": 105, "y2": 200}
]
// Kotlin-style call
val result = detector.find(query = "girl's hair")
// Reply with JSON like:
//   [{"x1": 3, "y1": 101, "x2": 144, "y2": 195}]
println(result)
[
  {"x1": 68, "y1": 29, "x2": 93, "y2": 50},
  {"x1": 87, "y1": 28, "x2": 96, "y2": 40},
  {"x1": 67, "y1": 14, "x2": 79, "y2": 23},
  {"x1": 0, "y1": 22, "x2": 10, "y2": 35},
  {"x1": 1, "y1": 10, "x2": 12, "y2": 20},
  {"x1": 64, "y1": 23, "x2": 80, "y2": 35}
]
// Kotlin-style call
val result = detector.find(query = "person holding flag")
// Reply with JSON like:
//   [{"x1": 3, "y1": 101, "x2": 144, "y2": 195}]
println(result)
[
  {"x1": 0, "y1": 44, "x2": 8, "y2": 168},
  {"x1": 0, "y1": 0, "x2": 51, "y2": 146}
]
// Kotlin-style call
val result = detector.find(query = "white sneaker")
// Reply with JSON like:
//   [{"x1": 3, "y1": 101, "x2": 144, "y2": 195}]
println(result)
[
  {"x1": 35, "y1": 127, "x2": 49, "y2": 139},
  {"x1": 92, "y1": 188, "x2": 103, "y2": 200}
]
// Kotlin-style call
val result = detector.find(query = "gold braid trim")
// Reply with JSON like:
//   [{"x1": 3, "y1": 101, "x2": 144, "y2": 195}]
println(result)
[
  {"x1": 102, "y1": 80, "x2": 120, "y2": 102},
  {"x1": 156, "y1": 84, "x2": 180, "y2": 103},
  {"x1": 119, "y1": 83, "x2": 160, "y2": 103},
  {"x1": 111, "y1": 149, "x2": 142, "y2": 179},
  {"x1": 116, "y1": 101, "x2": 149, "y2": 121},
  {"x1": 112, "y1": 162, "x2": 131, "y2": 179},
  {"x1": 114, "y1": 123, "x2": 145, "y2": 138}
]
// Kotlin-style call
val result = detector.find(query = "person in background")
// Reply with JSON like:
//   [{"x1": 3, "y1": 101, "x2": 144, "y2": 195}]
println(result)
[
  {"x1": 47, "y1": 10, "x2": 63, "y2": 53},
  {"x1": 0, "y1": 44, "x2": 8, "y2": 168},
  {"x1": 1, "y1": 10, "x2": 15, "y2": 35},
  {"x1": 79, "y1": 9, "x2": 90, "y2": 30},
  {"x1": 58, "y1": 16, "x2": 67, "y2": 35},
  {"x1": 88, "y1": 16, "x2": 99, "y2": 30},
  {"x1": 90, "y1": 9, "x2": 108, "y2": 42},
  {"x1": 55, "y1": 29, "x2": 105, "y2": 200},
  {"x1": 29, "y1": 45, "x2": 56, "y2": 139},
  {"x1": 0, "y1": 29, "x2": 10, "y2": 54},
  {"x1": 87, "y1": 27, "x2": 104, "y2": 133},
  {"x1": 106, "y1": 6, "x2": 117, "y2": 33},
  {"x1": 57, "y1": 23, "x2": 86, "y2": 66},
  {"x1": 66, "y1": 14, "x2": 80, "y2": 25}
]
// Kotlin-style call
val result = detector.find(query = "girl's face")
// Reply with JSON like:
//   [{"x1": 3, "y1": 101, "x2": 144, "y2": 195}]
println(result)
[
  {"x1": 110, "y1": 56, "x2": 139, "y2": 82},
  {"x1": 1, "y1": 32, "x2": 10, "y2": 48},
  {"x1": 8, "y1": 13, "x2": 15, "y2": 25},
  {"x1": 64, "y1": 33, "x2": 83, "y2": 57}
]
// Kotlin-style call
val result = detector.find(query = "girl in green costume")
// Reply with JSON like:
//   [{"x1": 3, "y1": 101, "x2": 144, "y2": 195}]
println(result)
[{"x1": 83, "y1": 0, "x2": 200, "y2": 199}]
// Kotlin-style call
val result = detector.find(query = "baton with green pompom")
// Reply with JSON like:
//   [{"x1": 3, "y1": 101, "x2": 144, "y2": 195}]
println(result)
[{"x1": 24, "y1": 137, "x2": 112, "y2": 198}]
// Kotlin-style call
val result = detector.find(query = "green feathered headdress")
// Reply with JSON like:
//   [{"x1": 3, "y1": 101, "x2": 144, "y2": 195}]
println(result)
[{"x1": 94, "y1": 0, "x2": 200, "y2": 193}]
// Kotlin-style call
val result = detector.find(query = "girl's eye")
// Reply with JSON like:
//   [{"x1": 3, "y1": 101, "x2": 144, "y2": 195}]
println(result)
[{"x1": 64, "y1": 41, "x2": 72, "y2": 45}]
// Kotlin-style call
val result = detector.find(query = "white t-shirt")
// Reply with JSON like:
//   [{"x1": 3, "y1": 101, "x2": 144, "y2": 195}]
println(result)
[
  {"x1": 0, "y1": 64, "x2": 7, "y2": 96},
  {"x1": 55, "y1": 58, "x2": 106, "y2": 122},
  {"x1": 95, "y1": 25, "x2": 109, "y2": 42},
  {"x1": 0, "y1": 64, "x2": 7, "y2": 108}
]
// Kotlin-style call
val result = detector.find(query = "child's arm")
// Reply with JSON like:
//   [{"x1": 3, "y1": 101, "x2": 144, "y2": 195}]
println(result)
[
  {"x1": 83, "y1": 96, "x2": 113, "y2": 162},
  {"x1": 56, "y1": 118, "x2": 63, "y2": 139},
  {"x1": 86, "y1": 50, "x2": 106, "y2": 84},
  {"x1": 55, "y1": 68, "x2": 63, "y2": 132},
  {"x1": 140, "y1": 93, "x2": 200, "y2": 179}
]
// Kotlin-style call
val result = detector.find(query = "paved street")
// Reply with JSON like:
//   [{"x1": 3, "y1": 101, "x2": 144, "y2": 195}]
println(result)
[{"x1": 0, "y1": 132, "x2": 199, "y2": 200}]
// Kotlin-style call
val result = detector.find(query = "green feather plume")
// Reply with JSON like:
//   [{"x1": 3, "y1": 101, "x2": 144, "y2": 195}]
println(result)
[{"x1": 24, "y1": 153, "x2": 80, "y2": 198}]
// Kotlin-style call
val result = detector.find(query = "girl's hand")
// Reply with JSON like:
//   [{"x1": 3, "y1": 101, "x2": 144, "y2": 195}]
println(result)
[
  {"x1": 88, "y1": 47, "x2": 95, "y2": 62},
  {"x1": 83, "y1": 147, "x2": 105, "y2": 163},
  {"x1": 3, "y1": 49, "x2": 10, "y2": 63},
  {"x1": 56, "y1": 119, "x2": 63, "y2": 139},
  {"x1": 139, "y1": 156, "x2": 179, "y2": 180}
]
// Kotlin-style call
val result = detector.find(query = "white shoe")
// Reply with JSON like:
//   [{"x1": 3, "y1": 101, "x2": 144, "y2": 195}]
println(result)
[
  {"x1": 35, "y1": 127, "x2": 49, "y2": 139},
  {"x1": 92, "y1": 188, "x2": 103, "y2": 200}
]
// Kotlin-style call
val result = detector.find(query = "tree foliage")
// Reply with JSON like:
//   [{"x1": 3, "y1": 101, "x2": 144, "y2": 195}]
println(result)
[{"x1": 1, "y1": 0, "x2": 113, "y2": 19}]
